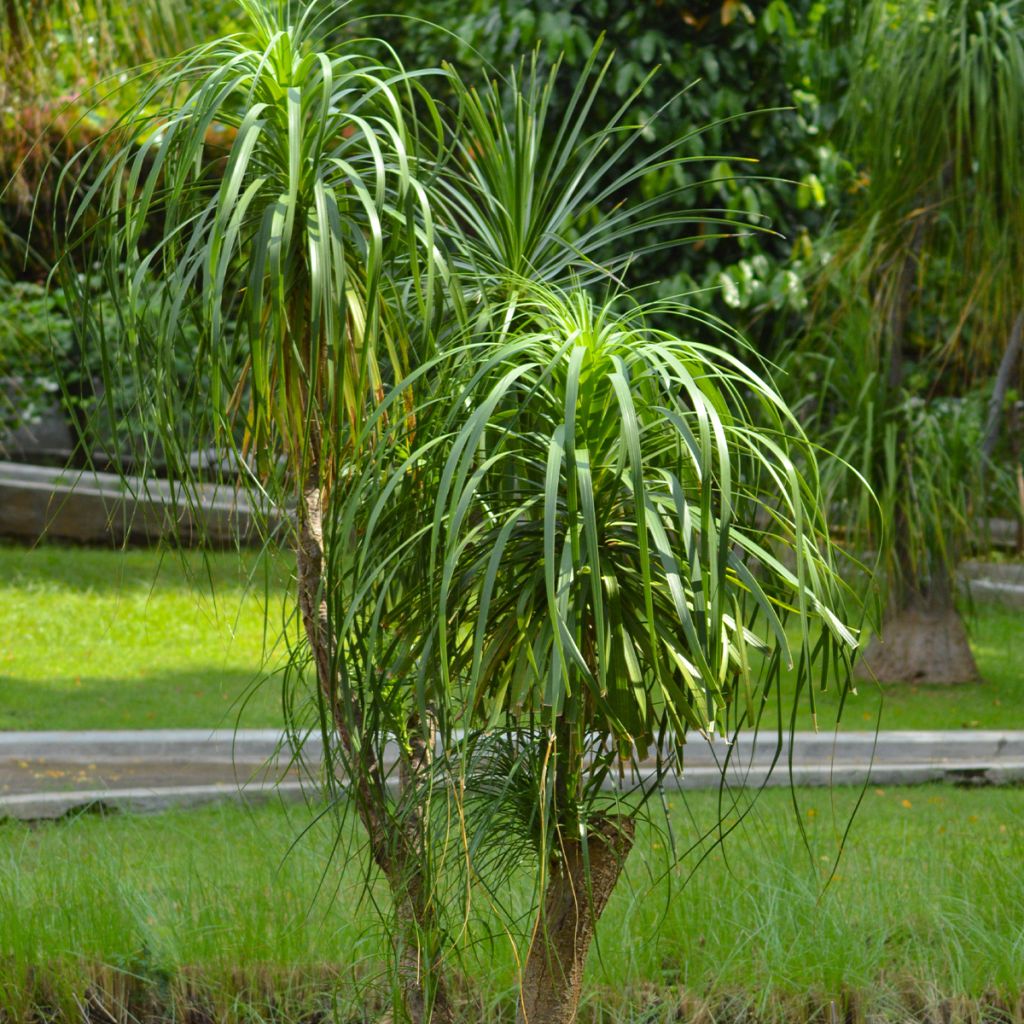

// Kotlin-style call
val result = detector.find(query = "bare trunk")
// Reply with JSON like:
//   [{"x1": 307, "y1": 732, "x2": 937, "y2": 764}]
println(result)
[
  {"x1": 1017, "y1": 463, "x2": 1024, "y2": 557},
  {"x1": 858, "y1": 572, "x2": 979, "y2": 685},
  {"x1": 866, "y1": 225, "x2": 980, "y2": 685},
  {"x1": 885, "y1": 240, "x2": 918, "y2": 392},
  {"x1": 981, "y1": 309, "x2": 1024, "y2": 462},
  {"x1": 391, "y1": 712, "x2": 454, "y2": 1024},
  {"x1": 297, "y1": 474, "x2": 453, "y2": 1023},
  {"x1": 516, "y1": 816, "x2": 635, "y2": 1024}
]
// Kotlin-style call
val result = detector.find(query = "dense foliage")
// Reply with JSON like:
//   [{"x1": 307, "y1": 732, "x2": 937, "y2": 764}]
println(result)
[{"x1": 364, "y1": 0, "x2": 850, "y2": 335}]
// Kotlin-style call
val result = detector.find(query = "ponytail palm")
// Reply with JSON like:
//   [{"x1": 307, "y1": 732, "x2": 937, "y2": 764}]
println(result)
[
  {"x1": 335, "y1": 284, "x2": 857, "y2": 1021},
  {"x1": 60, "y1": 2, "x2": 458, "y2": 1019},
  {"x1": 60, "y1": 4, "x2": 859, "y2": 1019},
  {"x1": 62, "y1": 0, "x2": 448, "y2": 484},
  {"x1": 808, "y1": 0, "x2": 1024, "y2": 682}
]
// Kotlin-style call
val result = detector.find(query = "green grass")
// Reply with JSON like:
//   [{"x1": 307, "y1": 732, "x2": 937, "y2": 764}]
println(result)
[
  {"x1": 0, "y1": 542, "x2": 291, "y2": 730},
  {"x1": 0, "y1": 786, "x2": 1021, "y2": 1021},
  {"x1": 775, "y1": 603, "x2": 1023, "y2": 732},
  {"x1": 0, "y1": 542, "x2": 1021, "y2": 731}
]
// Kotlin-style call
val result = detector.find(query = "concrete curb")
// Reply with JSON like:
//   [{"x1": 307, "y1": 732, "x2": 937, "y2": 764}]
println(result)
[
  {"x1": 0, "y1": 781, "x2": 311, "y2": 819},
  {"x1": 3, "y1": 729, "x2": 1023, "y2": 820},
  {"x1": 959, "y1": 559, "x2": 1024, "y2": 606},
  {"x1": 4, "y1": 728, "x2": 1022, "y2": 765},
  {"x1": 0, "y1": 729, "x2": 302, "y2": 764},
  {"x1": 4, "y1": 762, "x2": 1022, "y2": 821},
  {"x1": 0, "y1": 460, "x2": 277, "y2": 546}
]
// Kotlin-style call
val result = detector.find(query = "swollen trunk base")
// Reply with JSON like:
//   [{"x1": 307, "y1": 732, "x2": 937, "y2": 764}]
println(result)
[
  {"x1": 857, "y1": 607, "x2": 980, "y2": 685},
  {"x1": 517, "y1": 816, "x2": 635, "y2": 1024}
]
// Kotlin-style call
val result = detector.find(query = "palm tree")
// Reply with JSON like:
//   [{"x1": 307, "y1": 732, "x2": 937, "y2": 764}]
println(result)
[
  {"x1": 59, "y1": 1, "x2": 458, "y2": 1017},
  {"x1": 336, "y1": 283, "x2": 856, "y2": 1022},
  {"x1": 810, "y1": 0, "x2": 1024, "y2": 683}
]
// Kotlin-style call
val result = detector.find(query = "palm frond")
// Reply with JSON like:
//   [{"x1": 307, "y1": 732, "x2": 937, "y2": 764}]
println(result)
[{"x1": 332, "y1": 281, "x2": 857, "y2": 867}]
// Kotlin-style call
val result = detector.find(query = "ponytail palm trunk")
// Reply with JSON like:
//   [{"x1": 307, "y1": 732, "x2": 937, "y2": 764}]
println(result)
[
  {"x1": 518, "y1": 816, "x2": 635, "y2": 1024},
  {"x1": 821, "y1": 0, "x2": 1024, "y2": 683},
  {"x1": 857, "y1": 223, "x2": 978, "y2": 684},
  {"x1": 61, "y1": 3, "x2": 455, "y2": 1018}
]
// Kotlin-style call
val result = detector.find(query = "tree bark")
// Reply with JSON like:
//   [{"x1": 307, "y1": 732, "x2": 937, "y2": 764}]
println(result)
[
  {"x1": 516, "y1": 816, "x2": 635, "y2": 1024},
  {"x1": 1017, "y1": 463, "x2": 1024, "y2": 557},
  {"x1": 857, "y1": 570, "x2": 979, "y2": 685},
  {"x1": 885, "y1": 238, "x2": 919, "y2": 392},
  {"x1": 981, "y1": 309, "x2": 1024, "y2": 461},
  {"x1": 391, "y1": 712, "x2": 454, "y2": 1024},
  {"x1": 296, "y1": 473, "x2": 453, "y2": 1023}
]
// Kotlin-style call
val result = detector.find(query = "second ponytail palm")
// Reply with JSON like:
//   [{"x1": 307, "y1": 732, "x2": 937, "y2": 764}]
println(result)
[{"x1": 336, "y1": 284, "x2": 857, "y2": 1021}]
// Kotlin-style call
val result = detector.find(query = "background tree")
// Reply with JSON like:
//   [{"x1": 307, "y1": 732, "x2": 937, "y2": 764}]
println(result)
[{"x1": 800, "y1": 0, "x2": 1024, "y2": 683}]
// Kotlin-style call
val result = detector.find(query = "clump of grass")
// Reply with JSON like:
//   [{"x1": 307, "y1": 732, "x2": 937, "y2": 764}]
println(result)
[{"x1": 0, "y1": 786, "x2": 1021, "y2": 1022}]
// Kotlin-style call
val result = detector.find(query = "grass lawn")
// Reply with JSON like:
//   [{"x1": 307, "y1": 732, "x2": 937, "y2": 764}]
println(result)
[
  {"x1": 0, "y1": 785, "x2": 1021, "y2": 1021},
  {"x1": 0, "y1": 542, "x2": 1021, "y2": 732},
  {"x1": 0, "y1": 542, "x2": 291, "y2": 730},
  {"x1": 775, "y1": 602, "x2": 1022, "y2": 732}
]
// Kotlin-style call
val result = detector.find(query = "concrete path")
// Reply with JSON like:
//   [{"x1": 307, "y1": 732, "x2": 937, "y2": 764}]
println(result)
[
  {"x1": 960, "y1": 559, "x2": 1024, "y2": 607},
  {"x1": 2, "y1": 729, "x2": 1022, "y2": 820}
]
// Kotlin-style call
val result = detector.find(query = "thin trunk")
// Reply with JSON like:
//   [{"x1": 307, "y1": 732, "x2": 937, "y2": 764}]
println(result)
[
  {"x1": 516, "y1": 816, "x2": 635, "y2": 1024},
  {"x1": 296, "y1": 473, "x2": 453, "y2": 1023},
  {"x1": 392, "y1": 711, "x2": 454, "y2": 1024},
  {"x1": 981, "y1": 309, "x2": 1024, "y2": 461},
  {"x1": 885, "y1": 236, "x2": 922, "y2": 612},
  {"x1": 1017, "y1": 464, "x2": 1024, "y2": 557},
  {"x1": 4, "y1": 1, "x2": 21, "y2": 51},
  {"x1": 884, "y1": 229, "x2": 923, "y2": 393}
]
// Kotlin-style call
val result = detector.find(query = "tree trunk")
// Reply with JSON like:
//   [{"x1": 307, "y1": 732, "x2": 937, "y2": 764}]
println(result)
[
  {"x1": 296, "y1": 473, "x2": 453, "y2": 1023},
  {"x1": 390, "y1": 712, "x2": 454, "y2": 1024},
  {"x1": 884, "y1": 222, "x2": 925, "y2": 393},
  {"x1": 857, "y1": 572, "x2": 979, "y2": 685},
  {"x1": 1017, "y1": 463, "x2": 1024, "y2": 557},
  {"x1": 516, "y1": 816, "x2": 635, "y2": 1024},
  {"x1": 863, "y1": 222, "x2": 980, "y2": 685},
  {"x1": 981, "y1": 309, "x2": 1024, "y2": 461}
]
